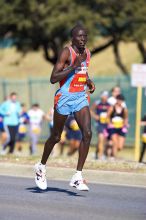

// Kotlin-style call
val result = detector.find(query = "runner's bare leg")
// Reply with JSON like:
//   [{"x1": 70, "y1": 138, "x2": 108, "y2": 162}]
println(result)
[
  {"x1": 74, "y1": 106, "x2": 92, "y2": 171},
  {"x1": 41, "y1": 109, "x2": 68, "y2": 164}
]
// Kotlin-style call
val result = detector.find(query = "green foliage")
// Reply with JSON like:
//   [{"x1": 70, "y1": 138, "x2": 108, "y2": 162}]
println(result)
[
  {"x1": 0, "y1": 0, "x2": 146, "y2": 68},
  {"x1": 78, "y1": 0, "x2": 146, "y2": 70},
  {"x1": 78, "y1": 0, "x2": 146, "y2": 41},
  {"x1": 0, "y1": 0, "x2": 97, "y2": 63}
]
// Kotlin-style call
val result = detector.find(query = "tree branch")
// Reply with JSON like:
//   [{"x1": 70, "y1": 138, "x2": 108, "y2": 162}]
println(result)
[
  {"x1": 91, "y1": 39, "x2": 114, "y2": 55},
  {"x1": 42, "y1": 42, "x2": 57, "y2": 65},
  {"x1": 137, "y1": 41, "x2": 146, "y2": 63}
]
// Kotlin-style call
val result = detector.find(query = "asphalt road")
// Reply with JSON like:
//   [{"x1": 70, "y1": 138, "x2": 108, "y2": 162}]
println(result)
[{"x1": 0, "y1": 175, "x2": 146, "y2": 220}]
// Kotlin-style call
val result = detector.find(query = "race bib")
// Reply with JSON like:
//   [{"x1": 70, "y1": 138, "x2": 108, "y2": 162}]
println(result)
[
  {"x1": 61, "y1": 130, "x2": 66, "y2": 142},
  {"x1": 112, "y1": 116, "x2": 124, "y2": 129},
  {"x1": 18, "y1": 124, "x2": 27, "y2": 134},
  {"x1": 142, "y1": 133, "x2": 146, "y2": 143},
  {"x1": 32, "y1": 125, "x2": 41, "y2": 134},
  {"x1": 69, "y1": 73, "x2": 87, "y2": 92},
  {"x1": 70, "y1": 120, "x2": 79, "y2": 131},
  {"x1": 99, "y1": 112, "x2": 107, "y2": 124}
]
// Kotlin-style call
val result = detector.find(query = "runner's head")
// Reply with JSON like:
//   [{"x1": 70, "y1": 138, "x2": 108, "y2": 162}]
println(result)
[
  {"x1": 116, "y1": 94, "x2": 125, "y2": 106},
  {"x1": 100, "y1": 91, "x2": 109, "y2": 102},
  {"x1": 10, "y1": 92, "x2": 17, "y2": 102},
  {"x1": 21, "y1": 103, "x2": 27, "y2": 112},
  {"x1": 111, "y1": 86, "x2": 121, "y2": 98},
  {"x1": 71, "y1": 25, "x2": 87, "y2": 50},
  {"x1": 32, "y1": 103, "x2": 40, "y2": 110}
]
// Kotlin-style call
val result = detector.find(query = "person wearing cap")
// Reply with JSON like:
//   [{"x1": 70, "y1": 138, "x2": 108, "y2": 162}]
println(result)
[
  {"x1": 107, "y1": 94, "x2": 128, "y2": 158},
  {"x1": 90, "y1": 91, "x2": 110, "y2": 160}
]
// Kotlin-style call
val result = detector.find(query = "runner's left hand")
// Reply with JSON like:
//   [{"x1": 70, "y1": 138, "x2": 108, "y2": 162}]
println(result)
[{"x1": 87, "y1": 79, "x2": 95, "y2": 93}]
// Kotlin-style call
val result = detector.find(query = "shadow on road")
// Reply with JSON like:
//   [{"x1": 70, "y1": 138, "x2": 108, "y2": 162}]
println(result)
[{"x1": 26, "y1": 186, "x2": 85, "y2": 197}]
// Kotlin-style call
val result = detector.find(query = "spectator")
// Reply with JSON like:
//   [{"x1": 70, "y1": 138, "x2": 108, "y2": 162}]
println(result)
[
  {"x1": 0, "y1": 92, "x2": 21, "y2": 154},
  {"x1": 107, "y1": 94, "x2": 128, "y2": 158},
  {"x1": 108, "y1": 86, "x2": 126, "y2": 108},
  {"x1": 90, "y1": 91, "x2": 110, "y2": 160},
  {"x1": 0, "y1": 113, "x2": 8, "y2": 152},
  {"x1": 16, "y1": 103, "x2": 29, "y2": 153},
  {"x1": 65, "y1": 115, "x2": 82, "y2": 156},
  {"x1": 139, "y1": 114, "x2": 146, "y2": 163},
  {"x1": 59, "y1": 127, "x2": 67, "y2": 156},
  {"x1": 46, "y1": 107, "x2": 66, "y2": 156},
  {"x1": 46, "y1": 107, "x2": 54, "y2": 136},
  {"x1": 28, "y1": 104, "x2": 45, "y2": 155}
]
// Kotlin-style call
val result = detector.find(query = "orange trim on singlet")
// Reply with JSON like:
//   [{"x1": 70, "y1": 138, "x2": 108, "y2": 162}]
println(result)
[
  {"x1": 69, "y1": 46, "x2": 76, "y2": 65},
  {"x1": 54, "y1": 93, "x2": 62, "y2": 108},
  {"x1": 60, "y1": 77, "x2": 67, "y2": 87},
  {"x1": 85, "y1": 48, "x2": 90, "y2": 67}
]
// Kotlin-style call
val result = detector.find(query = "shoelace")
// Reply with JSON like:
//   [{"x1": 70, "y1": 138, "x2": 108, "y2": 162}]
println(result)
[
  {"x1": 74, "y1": 179, "x2": 87, "y2": 185},
  {"x1": 41, "y1": 170, "x2": 46, "y2": 182},
  {"x1": 37, "y1": 169, "x2": 46, "y2": 182}
]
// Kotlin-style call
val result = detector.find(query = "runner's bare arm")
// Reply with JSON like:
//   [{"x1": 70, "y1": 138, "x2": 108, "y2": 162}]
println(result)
[
  {"x1": 86, "y1": 72, "x2": 95, "y2": 93},
  {"x1": 90, "y1": 102, "x2": 99, "y2": 121},
  {"x1": 107, "y1": 106, "x2": 113, "y2": 124},
  {"x1": 50, "y1": 47, "x2": 82, "y2": 84},
  {"x1": 124, "y1": 108, "x2": 128, "y2": 126}
]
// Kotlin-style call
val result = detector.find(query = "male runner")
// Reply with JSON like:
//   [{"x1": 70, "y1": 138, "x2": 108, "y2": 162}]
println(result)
[{"x1": 35, "y1": 25, "x2": 95, "y2": 191}]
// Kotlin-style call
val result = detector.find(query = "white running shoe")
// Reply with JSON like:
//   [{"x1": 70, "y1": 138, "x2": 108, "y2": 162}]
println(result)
[
  {"x1": 69, "y1": 175, "x2": 89, "y2": 191},
  {"x1": 0, "y1": 150, "x2": 7, "y2": 155},
  {"x1": 34, "y1": 162, "x2": 47, "y2": 190}
]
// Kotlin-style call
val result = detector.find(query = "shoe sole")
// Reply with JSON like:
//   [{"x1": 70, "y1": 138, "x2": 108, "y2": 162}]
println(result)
[
  {"x1": 35, "y1": 176, "x2": 47, "y2": 190},
  {"x1": 69, "y1": 183, "x2": 89, "y2": 191},
  {"x1": 34, "y1": 165, "x2": 47, "y2": 190}
]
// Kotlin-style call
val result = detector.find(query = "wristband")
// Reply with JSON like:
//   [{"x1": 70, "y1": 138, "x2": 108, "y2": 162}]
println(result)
[{"x1": 67, "y1": 66, "x2": 74, "y2": 71}]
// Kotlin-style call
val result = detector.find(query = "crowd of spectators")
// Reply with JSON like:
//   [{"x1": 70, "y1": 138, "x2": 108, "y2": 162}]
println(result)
[{"x1": 0, "y1": 88, "x2": 145, "y2": 163}]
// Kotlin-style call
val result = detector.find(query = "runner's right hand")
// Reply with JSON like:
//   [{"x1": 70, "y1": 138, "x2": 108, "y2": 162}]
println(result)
[{"x1": 72, "y1": 55, "x2": 83, "y2": 69}]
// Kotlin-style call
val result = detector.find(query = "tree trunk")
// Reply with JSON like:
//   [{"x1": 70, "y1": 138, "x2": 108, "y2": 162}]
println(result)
[
  {"x1": 113, "y1": 38, "x2": 128, "y2": 75},
  {"x1": 137, "y1": 41, "x2": 146, "y2": 63},
  {"x1": 42, "y1": 42, "x2": 57, "y2": 65}
]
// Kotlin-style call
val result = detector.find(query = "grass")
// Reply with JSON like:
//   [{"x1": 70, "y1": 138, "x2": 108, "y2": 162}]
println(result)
[
  {"x1": 0, "y1": 43, "x2": 145, "y2": 173},
  {"x1": 0, "y1": 42, "x2": 141, "y2": 79},
  {"x1": 0, "y1": 143, "x2": 146, "y2": 173}
]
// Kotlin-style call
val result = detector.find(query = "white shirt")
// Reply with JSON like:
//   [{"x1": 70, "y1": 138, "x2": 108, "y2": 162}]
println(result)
[
  {"x1": 108, "y1": 96, "x2": 127, "y2": 108},
  {"x1": 28, "y1": 109, "x2": 44, "y2": 126}
]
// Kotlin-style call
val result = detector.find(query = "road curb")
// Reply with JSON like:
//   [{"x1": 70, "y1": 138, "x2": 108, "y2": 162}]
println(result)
[{"x1": 0, "y1": 162, "x2": 146, "y2": 188}]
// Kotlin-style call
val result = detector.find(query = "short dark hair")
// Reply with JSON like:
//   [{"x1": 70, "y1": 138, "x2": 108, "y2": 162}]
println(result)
[
  {"x1": 10, "y1": 92, "x2": 17, "y2": 96},
  {"x1": 116, "y1": 94, "x2": 125, "y2": 101},
  {"x1": 32, "y1": 103, "x2": 39, "y2": 108},
  {"x1": 21, "y1": 103, "x2": 26, "y2": 107},
  {"x1": 111, "y1": 86, "x2": 121, "y2": 93},
  {"x1": 71, "y1": 25, "x2": 86, "y2": 37}
]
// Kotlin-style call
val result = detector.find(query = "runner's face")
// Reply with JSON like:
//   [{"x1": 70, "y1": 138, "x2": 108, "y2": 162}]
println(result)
[
  {"x1": 113, "y1": 87, "x2": 121, "y2": 97},
  {"x1": 72, "y1": 29, "x2": 87, "y2": 50},
  {"x1": 117, "y1": 99, "x2": 123, "y2": 106},
  {"x1": 11, "y1": 95, "x2": 17, "y2": 102},
  {"x1": 101, "y1": 96, "x2": 108, "y2": 102}
]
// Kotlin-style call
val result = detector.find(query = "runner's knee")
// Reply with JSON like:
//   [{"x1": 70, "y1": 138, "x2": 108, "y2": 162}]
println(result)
[
  {"x1": 82, "y1": 129, "x2": 92, "y2": 141},
  {"x1": 51, "y1": 133, "x2": 61, "y2": 143}
]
